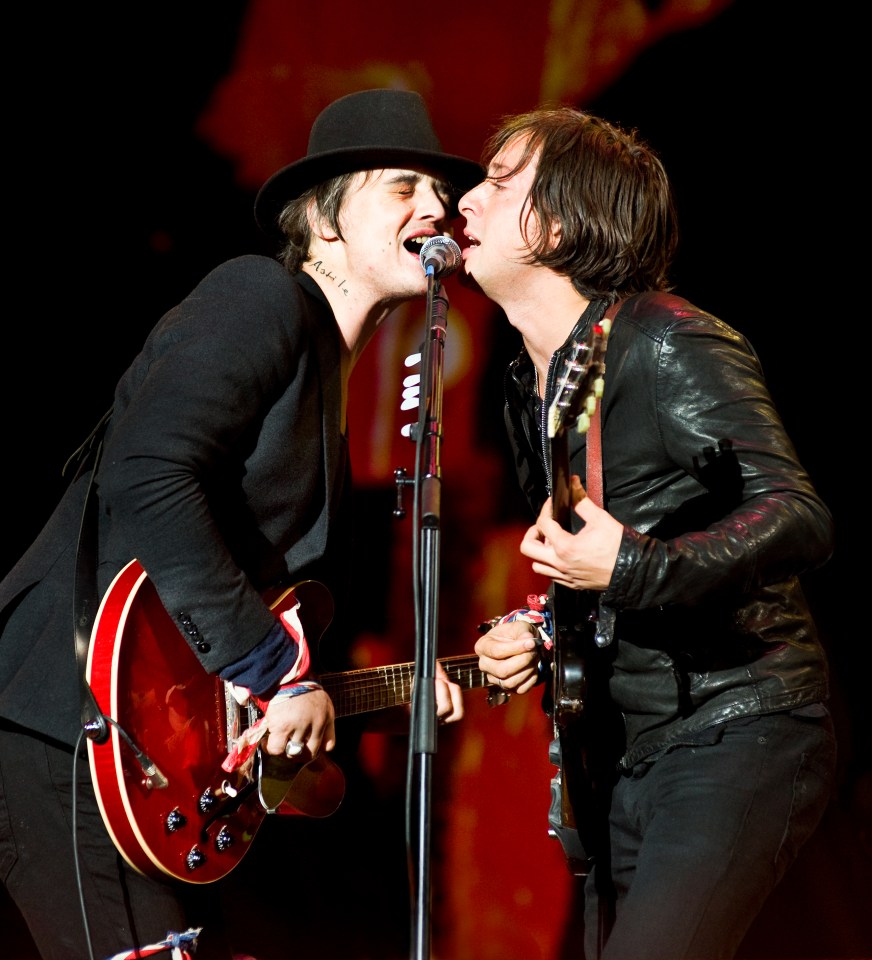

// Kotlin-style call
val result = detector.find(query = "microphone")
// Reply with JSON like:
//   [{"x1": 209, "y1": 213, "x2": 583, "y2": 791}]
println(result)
[{"x1": 419, "y1": 235, "x2": 462, "y2": 278}]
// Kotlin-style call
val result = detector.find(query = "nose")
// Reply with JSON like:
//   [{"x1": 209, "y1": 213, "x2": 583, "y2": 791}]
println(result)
[
  {"x1": 458, "y1": 182, "x2": 482, "y2": 217},
  {"x1": 419, "y1": 180, "x2": 449, "y2": 221}
]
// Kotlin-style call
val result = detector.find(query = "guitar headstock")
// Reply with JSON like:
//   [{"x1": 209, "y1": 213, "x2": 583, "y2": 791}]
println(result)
[{"x1": 547, "y1": 318, "x2": 611, "y2": 440}]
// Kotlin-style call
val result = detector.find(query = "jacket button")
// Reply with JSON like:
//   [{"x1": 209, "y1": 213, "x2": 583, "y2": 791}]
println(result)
[
  {"x1": 197, "y1": 641, "x2": 211, "y2": 653},
  {"x1": 177, "y1": 613, "x2": 202, "y2": 641}
]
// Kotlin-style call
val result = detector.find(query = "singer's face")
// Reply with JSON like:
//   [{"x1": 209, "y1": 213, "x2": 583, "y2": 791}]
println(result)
[
  {"x1": 457, "y1": 137, "x2": 543, "y2": 301},
  {"x1": 337, "y1": 168, "x2": 454, "y2": 301}
]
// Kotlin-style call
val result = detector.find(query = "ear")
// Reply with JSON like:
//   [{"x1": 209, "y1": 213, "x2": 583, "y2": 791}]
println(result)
[
  {"x1": 521, "y1": 203, "x2": 559, "y2": 251},
  {"x1": 548, "y1": 217, "x2": 561, "y2": 248},
  {"x1": 535, "y1": 207, "x2": 561, "y2": 251},
  {"x1": 308, "y1": 198, "x2": 340, "y2": 242}
]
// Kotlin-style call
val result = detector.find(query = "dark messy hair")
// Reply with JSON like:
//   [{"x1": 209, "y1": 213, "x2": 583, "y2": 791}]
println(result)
[
  {"x1": 275, "y1": 171, "x2": 370, "y2": 273},
  {"x1": 483, "y1": 107, "x2": 678, "y2": 299}
]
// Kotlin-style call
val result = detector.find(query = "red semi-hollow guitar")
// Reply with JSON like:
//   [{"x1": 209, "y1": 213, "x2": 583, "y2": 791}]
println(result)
[{"x1": 86, "y1": 559, "x2": 488, "y2": 884}]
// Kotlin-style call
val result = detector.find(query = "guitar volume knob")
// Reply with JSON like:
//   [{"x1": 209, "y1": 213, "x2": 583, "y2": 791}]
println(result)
[
  {"x1": 165, "y1": 808, "x2": 187, "y2": 833},
  {"x1": 214, "y1": 826, "x2": 234, "y2": 852},
  {"x1": 186, "y1": 847, "x2": 207, "y2": 871}
]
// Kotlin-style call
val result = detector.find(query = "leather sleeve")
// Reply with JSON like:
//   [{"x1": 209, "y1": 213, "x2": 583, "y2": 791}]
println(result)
[{"x1": 599, "y1": 307, "x2": 833, "y2": 611}]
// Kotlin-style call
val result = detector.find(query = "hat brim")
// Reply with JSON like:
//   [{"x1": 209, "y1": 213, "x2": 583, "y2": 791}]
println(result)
[{"x1": 254, "y1": 146, "x2": 484, "y2": 240}]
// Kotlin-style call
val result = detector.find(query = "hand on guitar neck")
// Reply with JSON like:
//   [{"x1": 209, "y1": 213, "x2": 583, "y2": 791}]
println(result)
[{"x1": 519, "y1": 490, "x2": 623, "y2": 593}]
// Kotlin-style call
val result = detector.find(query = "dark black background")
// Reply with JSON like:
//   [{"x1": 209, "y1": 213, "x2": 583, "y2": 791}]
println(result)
[{"x1": 3, "y1": 1, "x2": 867, "y2": 957}]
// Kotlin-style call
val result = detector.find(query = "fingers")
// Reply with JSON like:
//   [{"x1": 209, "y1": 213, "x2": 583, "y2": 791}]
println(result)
[
  {"x1": 570, "y1": 475, "x2": 586, "y2": 508},
  {"x1": 521, "y1": 522, "x2": 546, "y2": 555},
  {"x1": 435, "y1": 676, "x2": 465, "y2": 722},
  {"x1": 272, "y1": 722, "x2": 337, "y2": 760},
  {"x1": 475, "y1": 622, "x2": 540, "y2": 698},
  {"x1": 536, "y1": 495, "x2": 554, "y2": 523},
  {"x1": 475, "y1": 621, "x2": 538, "y2": 659},
  {"x1": 264, "y1": 690, "x2": 336, "y2": 759},
  {"x1": 483, "y1": 661, "x2": 540, "y2": 695},
  {"x1": 520, "y1": 513, "x2": 568, "y2": 565},
  {"x1": 520, "y1": 487, "x2": 621, "y2": 589},
  {"x1": 435, "y1": 662, "x2": 465, "y2": 722}
]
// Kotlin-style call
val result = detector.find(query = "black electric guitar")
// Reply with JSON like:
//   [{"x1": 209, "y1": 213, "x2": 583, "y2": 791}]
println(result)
[
  {"x1": 86, "y1": 559, "x2": 489, "y2": 883},
  {"x1": 544, "y1": 317, "x2": 611, "y2": 875}
]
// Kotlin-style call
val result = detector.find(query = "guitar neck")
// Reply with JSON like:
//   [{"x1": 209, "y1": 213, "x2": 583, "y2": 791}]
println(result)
[
  {"x1": 546, "y1": 318, "x2": 609, "y2": 534},
  {"x1": 551, "y1": 440, "x2": 573, "y2": 531},
  {"x1": 319, "y1": 655, "x2": 487, "y2": 719}
]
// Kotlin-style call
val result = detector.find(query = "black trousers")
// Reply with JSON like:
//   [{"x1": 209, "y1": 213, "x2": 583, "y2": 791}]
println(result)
[
  {"x1": 583, "y1": 706, "x2": 837, "y2": 960},
  {"x1": 0, "y1": 721, "x2": 233, "y2": 960}
]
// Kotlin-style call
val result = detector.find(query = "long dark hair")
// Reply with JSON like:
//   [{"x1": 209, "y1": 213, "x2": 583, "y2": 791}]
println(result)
[{"x1": 483, "y1": 107, "x2": 678, "y2": 299}]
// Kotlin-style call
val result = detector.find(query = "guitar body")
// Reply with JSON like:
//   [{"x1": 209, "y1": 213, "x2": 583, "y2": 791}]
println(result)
[
  {"x1": 86, "y1": 560, "x2": 340, "y2": 883},
  {"x1": 86, "y1": 559, "x2": 488, "y2": 883}
]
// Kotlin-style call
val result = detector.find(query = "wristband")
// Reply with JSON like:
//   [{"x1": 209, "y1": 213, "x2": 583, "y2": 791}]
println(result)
[
  {"x1": 479, "y1": 593, "x2": 553, "y2": 649},
  {"x1": 269, "y1": 680, "x2": 323, "y2": 704},
  {"x1": 251, "y1": 680, "x2": 323, "y2": 714}
]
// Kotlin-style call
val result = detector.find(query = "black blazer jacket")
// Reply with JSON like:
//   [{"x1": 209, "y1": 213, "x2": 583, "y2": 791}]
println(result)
[{"x1": 0, "y1": 255, "x2": 350, "y2": 746}]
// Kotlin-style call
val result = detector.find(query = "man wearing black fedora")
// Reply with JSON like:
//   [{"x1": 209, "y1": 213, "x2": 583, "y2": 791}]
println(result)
[{"x1": 0, "y1": 88, "x2": 482, "y2": 959}]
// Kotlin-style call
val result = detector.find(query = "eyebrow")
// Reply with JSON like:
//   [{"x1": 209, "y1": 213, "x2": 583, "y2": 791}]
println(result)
[
  {"x1": 382, "y1": 171, "x2": 423, "y2": 187},
  {"x1": 381, "y1": 170, "x2": 452, "y2": 195}
]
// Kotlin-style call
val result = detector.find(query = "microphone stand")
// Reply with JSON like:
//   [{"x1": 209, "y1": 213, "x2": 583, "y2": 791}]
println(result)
[{"x1": 406, "y1": 266, "x2": 450, "y2": 960}]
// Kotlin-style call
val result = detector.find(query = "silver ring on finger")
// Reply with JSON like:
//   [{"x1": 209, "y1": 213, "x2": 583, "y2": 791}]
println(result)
[{"x1": 285, "y1": 740, "x2": 305, "y2": 758}]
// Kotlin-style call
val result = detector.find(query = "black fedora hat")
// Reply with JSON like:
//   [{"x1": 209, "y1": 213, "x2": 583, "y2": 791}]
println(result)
[{"x1": 254, "y1": 88, "x2": 483, "y2": 240}]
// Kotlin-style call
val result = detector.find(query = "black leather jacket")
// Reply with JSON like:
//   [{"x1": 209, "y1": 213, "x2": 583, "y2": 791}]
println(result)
[{"x1": 504, "y1": 292, "x2": 833, "y2": 768}]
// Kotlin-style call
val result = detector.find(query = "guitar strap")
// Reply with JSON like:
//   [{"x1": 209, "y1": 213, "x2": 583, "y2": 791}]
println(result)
[
  {"x1": 70, "y1": 406, "x2": 114, "y2": 743},
  {"x1": 588, "y1": 300, "x2": 622, "y2": 652},
  {"x1": 587, "y1": 398, "x2": 604, "y2": 507},
  {"x1": 586, "y1": 299, "x2": 622, "y2": 508}
]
